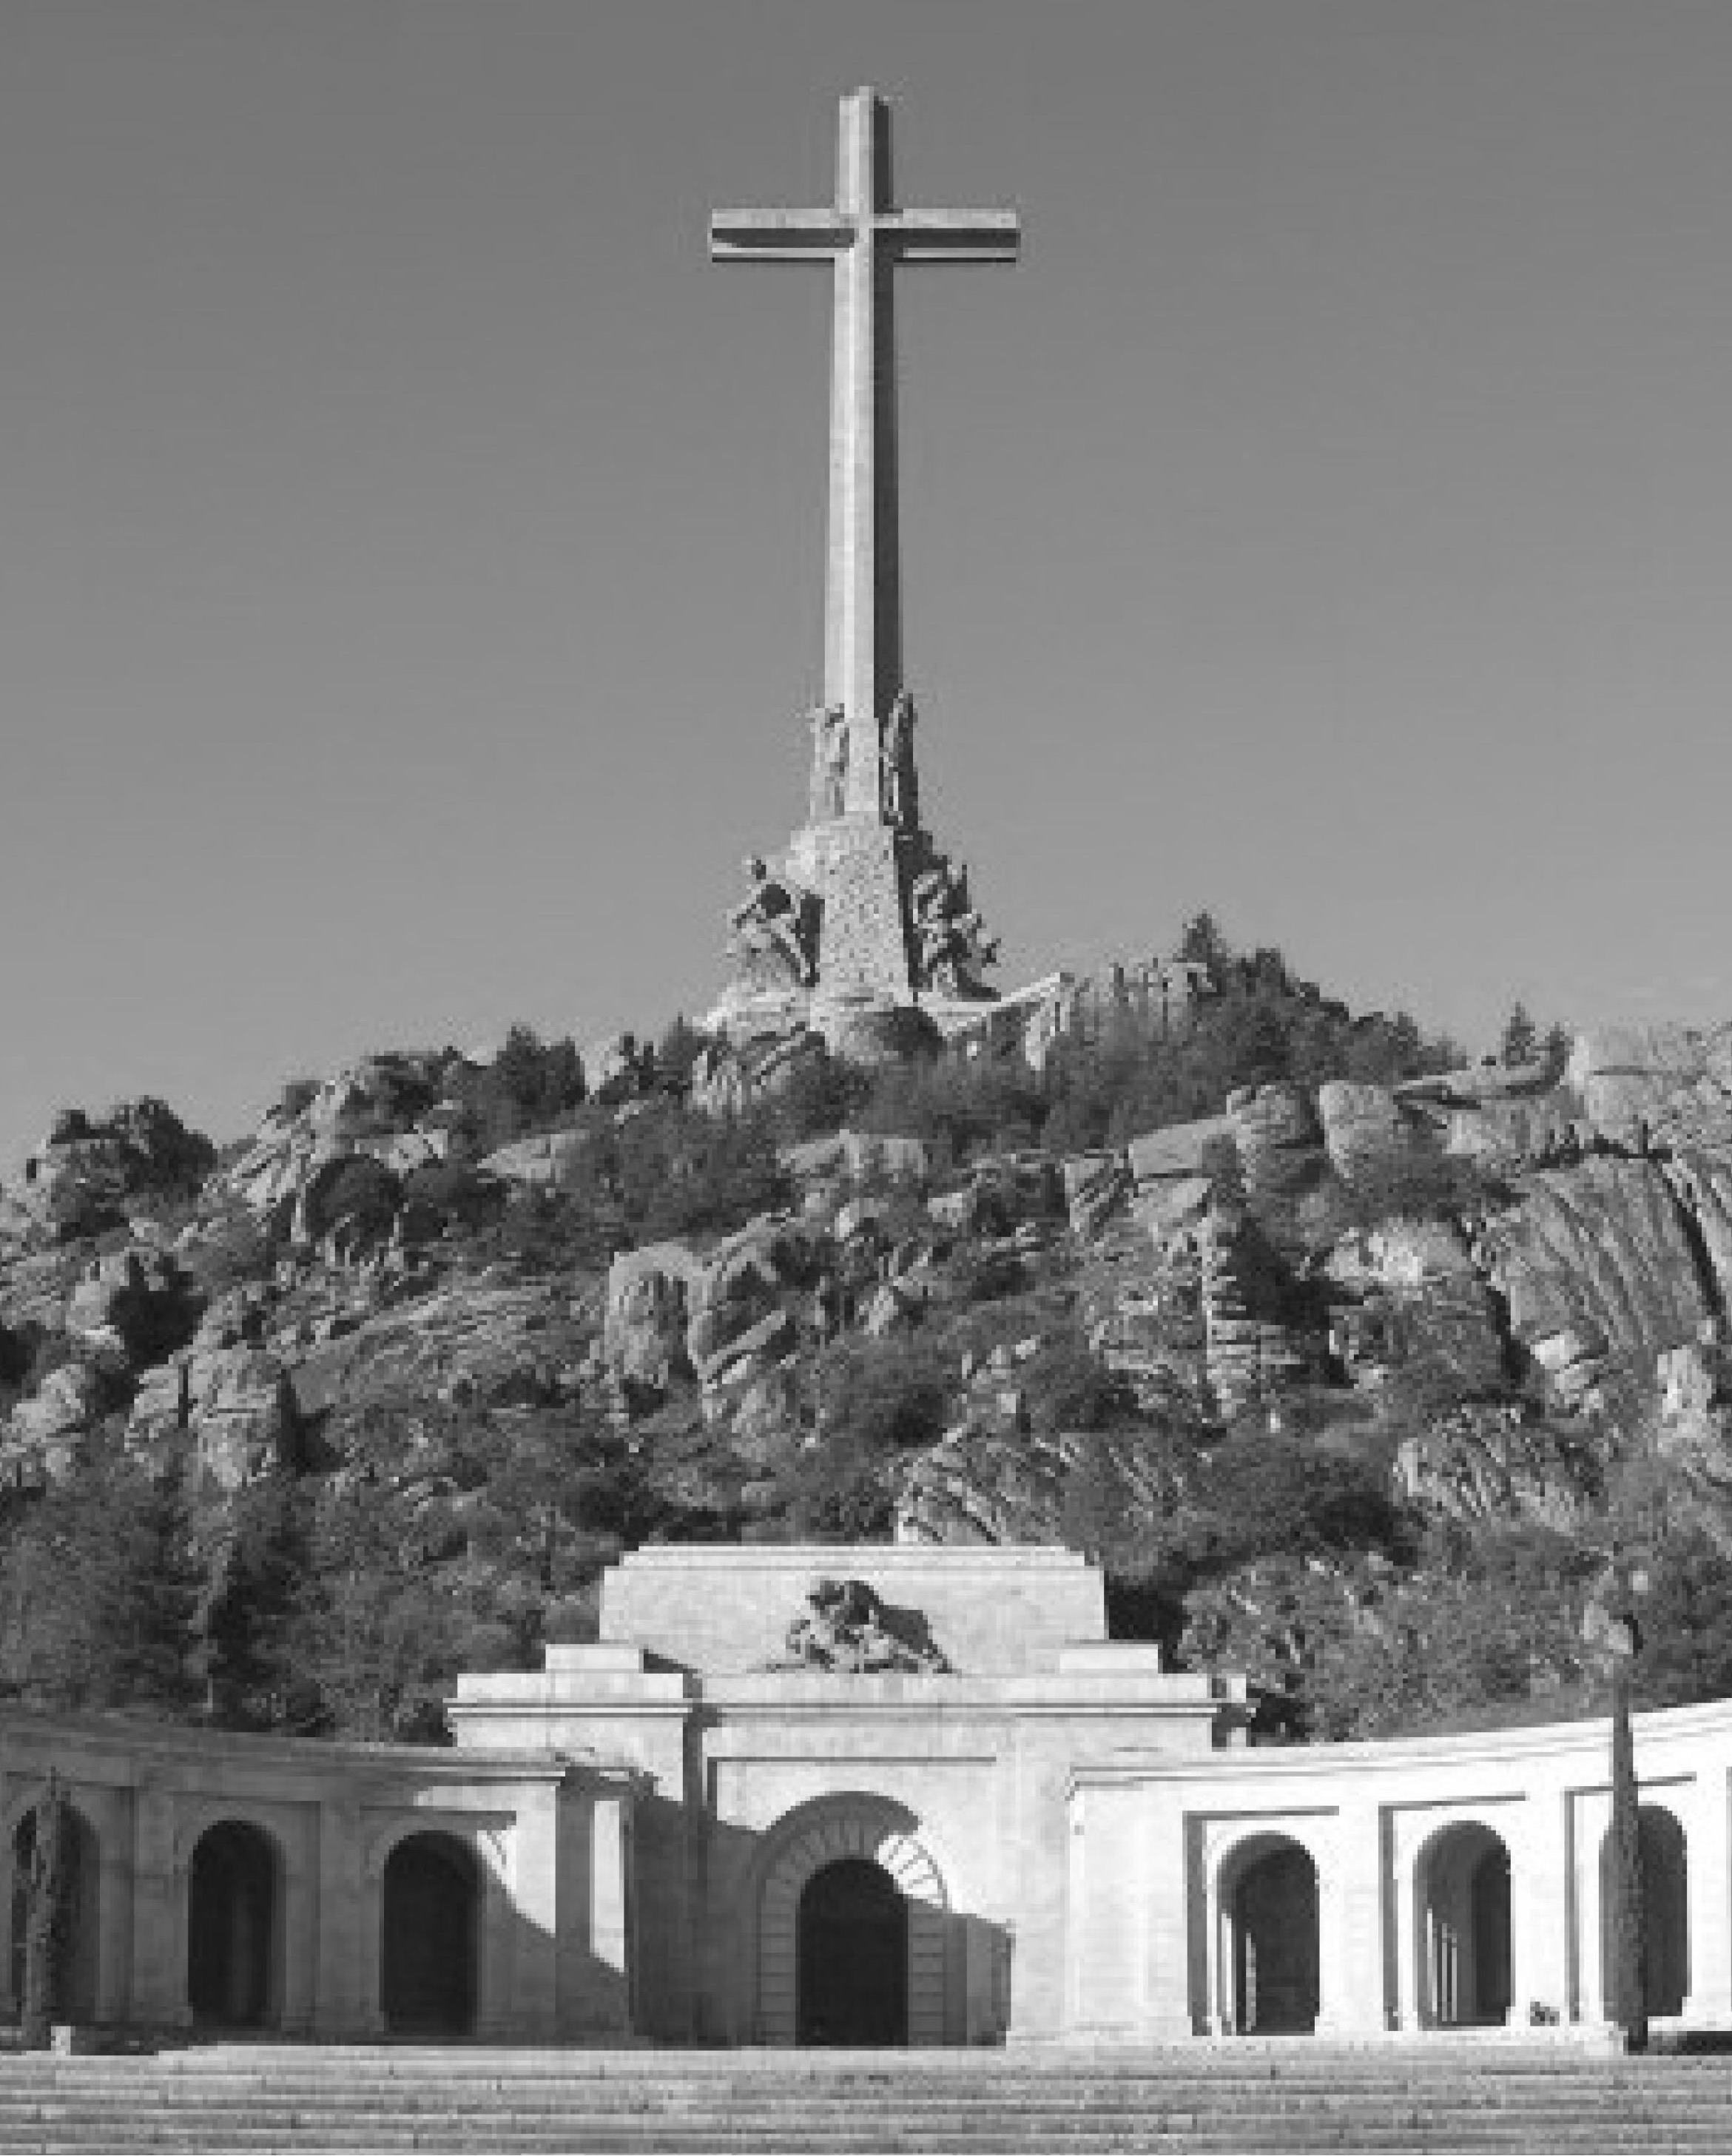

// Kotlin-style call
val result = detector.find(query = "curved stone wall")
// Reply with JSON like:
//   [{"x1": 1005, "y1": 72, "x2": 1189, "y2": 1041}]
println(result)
[
  {"x1": 0, "y1": 1708, "x2": 637, "y2": 2042},
  {"x1": 6, "y1": 1664, "x2": 1731, "y2": 2046},
  {"x1": 1068, "y1": 1694, "x2": 1732, "y2": 2041}
]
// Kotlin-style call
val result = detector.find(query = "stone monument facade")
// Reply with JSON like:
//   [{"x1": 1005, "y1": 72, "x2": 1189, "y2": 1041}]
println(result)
[
  {"x1": 708, "y1": 89, "x2": 1016, "y2": 1051},
  {"x1": 8, "y1": 1544, "x2": 1731, "y2": 2046}
]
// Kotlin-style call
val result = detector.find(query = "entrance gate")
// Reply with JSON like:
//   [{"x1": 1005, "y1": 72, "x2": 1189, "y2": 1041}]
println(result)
[
  {"x1": 798, "y1": 1858, "x2": 908, "y2": 2046},
  {"x1": 755, "y1": 1800, "x2": 950, "y2": 2046},
  {"x1": 187, "y1": 1821, "x2": 279, "y2": 2028}
]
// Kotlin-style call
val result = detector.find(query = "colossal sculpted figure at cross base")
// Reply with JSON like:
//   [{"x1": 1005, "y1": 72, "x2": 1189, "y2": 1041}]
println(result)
[
  {"x1": 806, "y1": 704, "x2": 849, "y2": 825},
  {"x1": 707, "y1": 90, "x2": 1019, "y2": 1044}
]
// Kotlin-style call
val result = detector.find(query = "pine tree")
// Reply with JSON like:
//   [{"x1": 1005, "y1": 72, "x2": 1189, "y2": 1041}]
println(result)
[
  {"x1": 190, "y1": 1475, "x2": 311, "y2": 1728},
  {"x1": 18, "y1": 1773, "x2": 70, "y2": 2047},
  {"x1": 1608, "y1": 1647, "x2": 1649, "y2": 2049},
  {"x1": 282, "y1": 1475, "x2": 466, "y2": 1742},
  {"x1": 0, "y1": 1451, "x2": 201, "y2": 1714},
  {"x1": 1499, "y1": 1003, "x2": 1539, "y2": 1068}
]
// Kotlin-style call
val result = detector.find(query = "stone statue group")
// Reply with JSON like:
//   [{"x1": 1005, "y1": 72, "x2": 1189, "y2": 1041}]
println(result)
[
  {"x1": 804, "y1": 692, "x2": 920, "y2": 830},
  {"x1": 726, "y1": 690, "x2": 997, "y2": 1003}
]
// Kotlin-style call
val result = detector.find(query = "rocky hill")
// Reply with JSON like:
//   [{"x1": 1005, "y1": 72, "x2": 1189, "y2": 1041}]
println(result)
[{"x1": 4, "y1": 941, "x2": 1732, "y2": 1745}]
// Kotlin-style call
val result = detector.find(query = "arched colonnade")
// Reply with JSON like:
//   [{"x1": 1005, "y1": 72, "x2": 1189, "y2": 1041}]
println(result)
[
  {"x1": 0, "y1": 1802, "x2": 508, "y2": 2038},
  {"x1": 1190, "y1": 1798, "x2": 1695, "y2": 2038}
]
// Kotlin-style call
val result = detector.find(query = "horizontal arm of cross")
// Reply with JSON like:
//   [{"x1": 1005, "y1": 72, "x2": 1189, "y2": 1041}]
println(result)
[
  {"x1": 712, "y1": 206, "x2": 1020, "y2": 264},
  {"x1": 884, "y1": 209, "x2": 1020, "y2": 263},
  {"x1": 710, "y1": 210, "x2": 852, "y2": 261}
]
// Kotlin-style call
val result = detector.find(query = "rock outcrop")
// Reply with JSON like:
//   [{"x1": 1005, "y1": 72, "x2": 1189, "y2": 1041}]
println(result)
[
  {"x1": 477, "y1": 1131, "x2": 597, "y2": 1190},
  {"x1": 1394, "y1": 1404, "x2": 1603, "y2": 1531},
  {"x1": 895, "y1": 1421, "x2": 1182, "y2": 1546},
  {"x1": 1062, "y1": 1152, "x2": 1131, "y2": 1241},
  {"x1": 1200, "y1": 1204, "x2": 1319, "y2": 1414},
  {"x1": 692, "y1": 1030, "x2": 829, "y2": 1116},
  {"x1": 1316, "y1": 1081, "x2": 1421, "y2": 1188},
  {"x1": 1654, "y1": 1338, "x2": 1732, "y2": 1535},
  {"x1": 1568, "y1": 1024, "x2": 1732, "y2": 1154},
  {"x1": 1480, "y1": 1156, "x2": 1716, "y2": 1405},
  {"x1": 222, "y1": 1052, "x2": 460, "y2": 1230},
  {"x1": 4, "y1": 1358, "x2": 124, "y2": 1480},
  {"x1": 65, "y1": 1244, "x2": 203, "y2": 1363},
  {"x1": 1227, "y1": 1083, "x2": 1327, "y2": 1211},
  {"x1": 603, "y1": 1244, "x2": 701, "y2": 1400},
  {"x1": 129, "y1": 1344, "x2": 299, "y2": 1491},
  {"x1": 1127, "y1": 1116, "x2": 1230, "y2": 1236},
  {"x1": 0, "y1": 1099, "x2": 214, "y2": 1244}
]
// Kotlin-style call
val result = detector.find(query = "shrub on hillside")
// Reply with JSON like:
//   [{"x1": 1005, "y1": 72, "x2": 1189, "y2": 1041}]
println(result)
[
  {"x1": 1331, "y1": 1145, "x2": 1506, "y2": 1236},
  {"x1": 853, "y1": 1060, "x2": 1046, "y2": 1165},
  {"x1": 766, "y1": 1051, "x2": 867, "y2": 1142},
  {"x1": 307, "y1": 1154, "x2": 401, "y2": 1248},
  {"x1": 786, "y1": 1336, "x2": 957, "y2": 1540},
  {"x1": 446, "y1": 1025, "x2": 586, "y2": 1151},
  {"x1": 1632, "y1": 1532, "x2": 1732, "y2": 1710},
  {"x1": 1186, "y1": 1426, "x2": 1412, "y2": 1573},
  {"x1": 612, "y1": 1105, "x2": 789, "y2": 1242},
  {"x1": 400, "y1": 1159, "x2": 509, "y2": 1237},
  {"x1": 1038, "y1": 918, "x2": 1460, "y2": 1157}
]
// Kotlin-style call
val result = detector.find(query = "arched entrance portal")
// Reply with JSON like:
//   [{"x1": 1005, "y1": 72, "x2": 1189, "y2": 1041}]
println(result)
[
  {"x1": 8, "y1": 1802, "x2": 101, "y2": 2024},
  {"x1": 798, "y1": 1858, "x2": 909, "y2": 2046},
  {"x1": 1600, "y1": 1805, "x2": 1689, "y2": 2021},
  {"x1": 380, "y1": 1833, "x2": 479, "y2": 2036},
  {"x1": 755, "y1": 1800, "x2": 951, "y2": 2046},
  {"x1": 1226, "y1": 1838, "x2": 1319, "y2": 2034},
  {"x1": 1418, "y1": 1822, "x2": 1512, "y2": 2027},
  {"x1": 187, "y1": 1821, "x2": 279, "y2": 2029}
]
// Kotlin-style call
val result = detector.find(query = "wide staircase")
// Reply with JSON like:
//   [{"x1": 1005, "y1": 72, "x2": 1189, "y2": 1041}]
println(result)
[{"x1": 0, "y1": 2042, "x2": 1730, "y2": 2152}]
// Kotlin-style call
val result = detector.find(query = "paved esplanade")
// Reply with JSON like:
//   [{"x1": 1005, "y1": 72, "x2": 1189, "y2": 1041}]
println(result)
[{"x1": 711, "y1": 89, "x2": 1019, "y2": 819}]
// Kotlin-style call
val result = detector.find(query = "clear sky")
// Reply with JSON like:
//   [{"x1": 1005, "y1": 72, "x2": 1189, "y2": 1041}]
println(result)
[{"x1": 4, "y1": 0, "x2": 1731, "y2": 1167}]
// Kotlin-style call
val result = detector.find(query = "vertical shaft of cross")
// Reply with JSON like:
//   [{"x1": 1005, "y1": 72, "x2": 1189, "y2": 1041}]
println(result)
[
  {"x1": 710, "y1": 87, "x2": 1018, "y2": 830},
  {"x1": 828, "y1": 92, "x2": 899, "y2": 815}
]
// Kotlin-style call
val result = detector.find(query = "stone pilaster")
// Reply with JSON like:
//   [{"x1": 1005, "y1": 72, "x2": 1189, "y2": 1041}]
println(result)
[
  {"x1": 1514, "y1": 1791, "x2": 1573, "y2": 2026},
  {"x1": 127, "y1": 1779, "x2": 186, "y2": 2028},
  {"x1": 505, "y1": 1784, "x2": 562, "y2": 2042},
  {"x1": 1682, "y1": 1764, "x2": 1732, "y2": 2028},
  {"x1": 1317, "y1": 1797, "x2": 1389, "y2": 2034},
  {"x1": 313, "y1": 1795, "x2": 363, "y2": 2036}
]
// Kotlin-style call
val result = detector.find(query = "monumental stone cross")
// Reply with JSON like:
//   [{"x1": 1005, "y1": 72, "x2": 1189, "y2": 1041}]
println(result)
[{"x1": 711, "y1": 88, "x2": 1020, "y2": 825}]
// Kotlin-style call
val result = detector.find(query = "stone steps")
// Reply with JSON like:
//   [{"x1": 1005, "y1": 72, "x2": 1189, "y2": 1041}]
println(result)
[{"x1": 0, "y1": 2047, "x2": 1728, "y2": 2155}]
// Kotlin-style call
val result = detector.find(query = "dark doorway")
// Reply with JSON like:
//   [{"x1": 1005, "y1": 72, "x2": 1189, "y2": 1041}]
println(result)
[
  {"x1": 1233, "y1": 1842, "x2": 1319, "y2": 2034},
  {"x1": 1418, "y1": 1822, "x2": 1512, "y2": 2027},
  {"x1": 380, "y1": 1833, "x2": 479, "y2": 2036},
  {"x1": 798, "y1": 1858, "x2": 908, "y2": 2046},
  {"x1": 1469, "y1": 1845, "x2": 1513, "y2": 2023},
  {"x1": 187, "y1": 1822, "x2": 278, "y2": 2029},
  {"x1": 9, "y1": 1803, "x2": 101, "y2": 2024}
]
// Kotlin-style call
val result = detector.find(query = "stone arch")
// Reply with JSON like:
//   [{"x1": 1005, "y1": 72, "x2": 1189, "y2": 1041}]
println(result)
[
  {"x1": 1215, "y1": 1830, "x2": 1320, "y2": 2035},
  {"x1": 7, "y1": 1796, "x2": 101, "y2": 2026},
  {"x1": 1599, "y1": 1802, "x2": 1690, "y2": 2021},
  {"x1": 186, "y1": 1819, "x2": 283, "y2": 2029},
  {"x1": 363, "y1": 1815, "x2": 507, "y2": 1886},
  {"x1": 1415, "y1": 1819, "x2": 1512, "y2": 2027},
  {"x1": 754, "y1": 1796, "x2": 950, "y2": 2046},
  {"x1": 380, "y1": 1830, "x2": 481, "y2": 2036}
]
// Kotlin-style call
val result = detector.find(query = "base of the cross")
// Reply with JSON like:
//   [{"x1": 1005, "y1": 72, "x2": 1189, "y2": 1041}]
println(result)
[
  {"x1": 809, "y1": 991, "x2": 940, "y2": 1065},
  {"x1": 788, "y1": 816, "x2": 915, "y2": 1003},
  {"x1": 709, "y1": 791, "x2": 1001, "y2": 1059},
  {"x1": 702, "y1": 983, "x2": 815, "y2": 1041}
]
